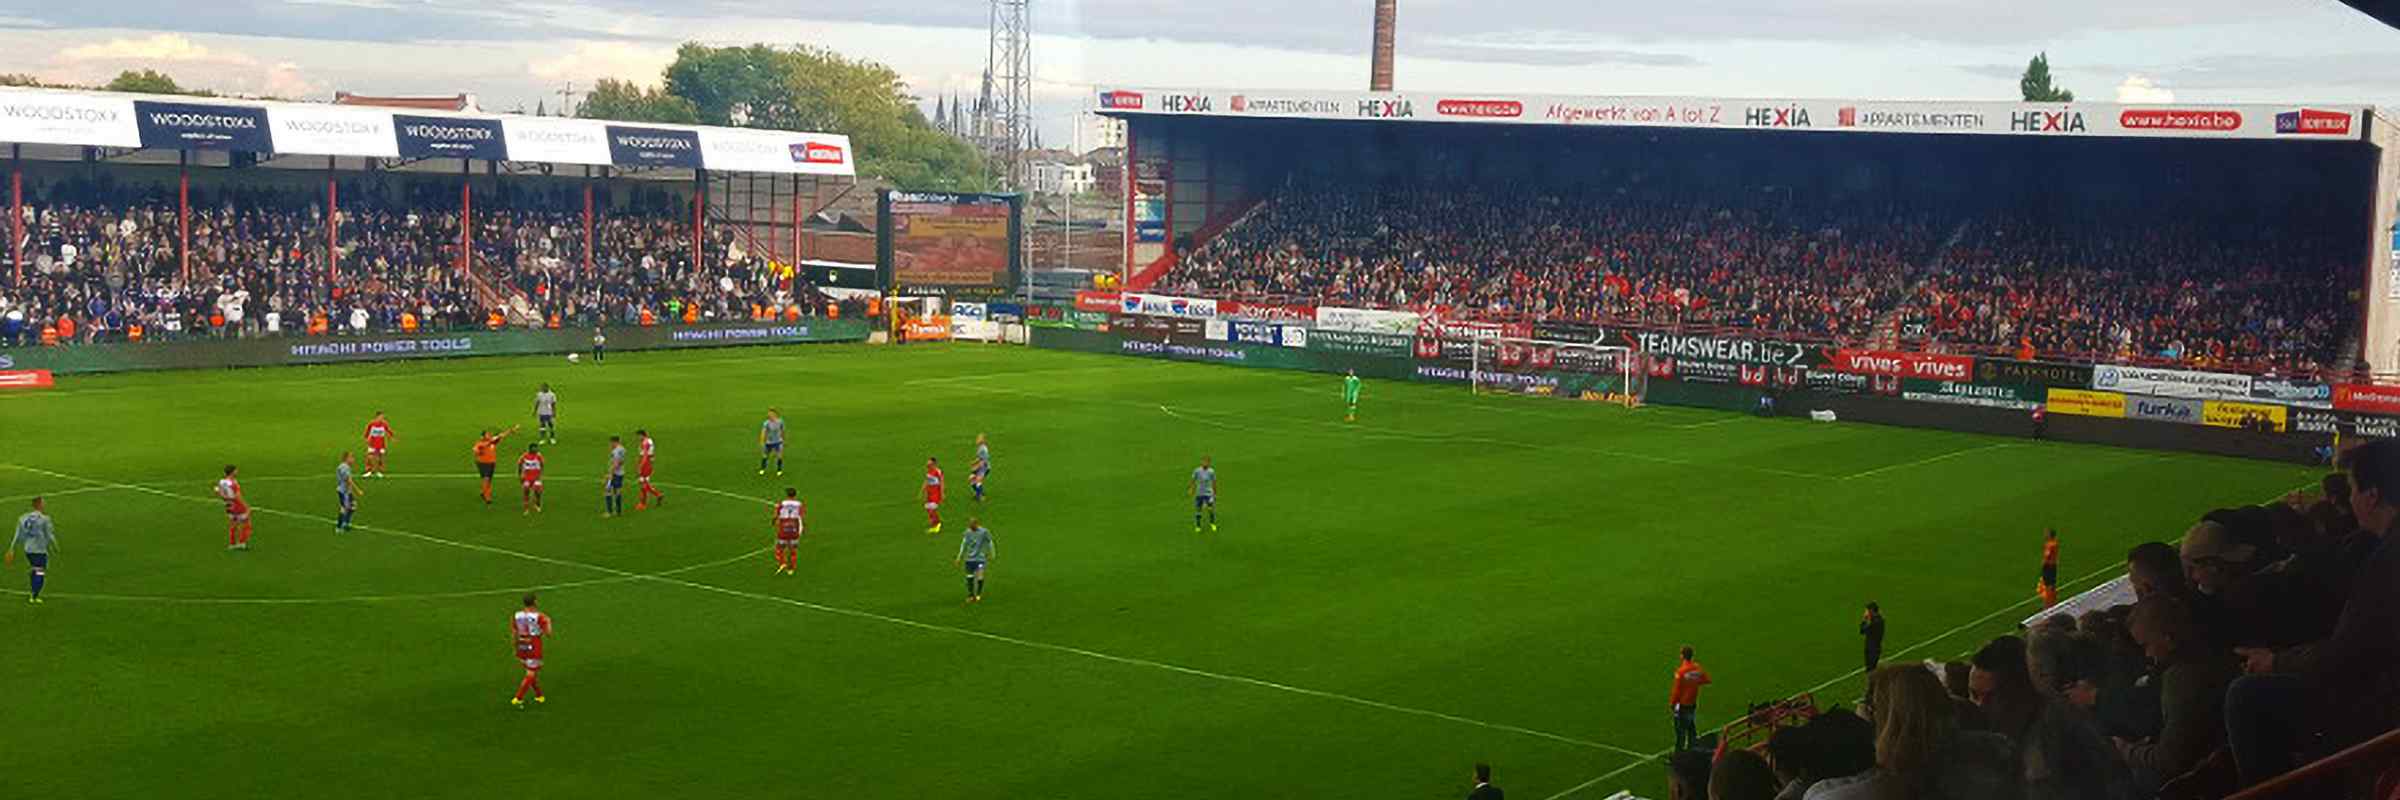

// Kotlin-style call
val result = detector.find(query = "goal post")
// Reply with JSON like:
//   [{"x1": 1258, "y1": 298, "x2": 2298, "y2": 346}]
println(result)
[{"x1": 1469, "y1": 336, "x2": 1646, "y2": 408}]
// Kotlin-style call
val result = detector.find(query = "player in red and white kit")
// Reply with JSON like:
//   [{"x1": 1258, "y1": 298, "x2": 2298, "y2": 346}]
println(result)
[
  {"x1": 518, "y1": 444, "x2": 546, "y2": 514},
  {"x1": 362, "y1": 412, "x2": 394, "y2": 478},
  {"x1": 634, "y1": 429, "x2": 666, "y2": 510},
  {"x1": 772, "y1": 487, "x2": 805, "y2": 575},
  {"x1": 509, "y1": 593, "x2": 552, "y2": 707},
  {"x1": 923, "y1": 457, "x2": 945, "y2": 534},
  {"x1": 218, "y1": 464, "x2": 253, "y2": 550}
]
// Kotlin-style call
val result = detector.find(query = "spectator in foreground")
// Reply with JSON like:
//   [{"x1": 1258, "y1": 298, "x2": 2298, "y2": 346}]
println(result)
[
  {"x1": 1815, "y1": 664, "x2": 2014, "y2": 800},
  {"x1": 1970, "y1": 635, "x2": 2130, "y2": 800},
  {"x1": 1939, "y1": 661, "x2": 1988, "y2": 731},
  {"x1": 2125, "y1": 541, "x2": 2187, "y2": 603},
  {"x1": 2114, "y1": 594, "x2": 2235, "y2": 795},
  {"x1": 1763, "y1": 705, "x2": 1874, "y2": 800},
  {"x1": 2223, "y1": 438, "x2": 2400, "y2": 786},
  {"x1": 1666, "y1": 750, "x2": 1712, "y2": 800},
  {"x1": 1467, "y1": 762, "x2": 1502, "y2": 800},
  {"x1": 2183, "y1": 508, "x2": 2336, "y2": 652},
  {"x1": 1710, "y1": 749, "x2": 1779, "y2": 800}
]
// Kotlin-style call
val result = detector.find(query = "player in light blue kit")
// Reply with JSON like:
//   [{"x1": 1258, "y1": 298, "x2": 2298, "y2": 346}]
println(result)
[
  {"x1": 6, "y1": 497, "x2": 55, "y2": 603},
  {"x1": 1189, "y1": 456, "x2": 1218, "y2": 533},
  {"x1": 971, "y1": 433, "x2": 991, "y2": 503},
  {"x1": 758, "y1": 408, "x2": 787, "y2": 476},
  {"x1": 335, "y1": 452, "x2": 362, "y2": 532},
  {"x1": 603, "y1": 435, "x2": 628, "y2": 517},
  {"x1": 534, "y1": 384, "x2": 561, "y2": 444},
  {"x1": 955, "y1": 517, "x2": 995, "y2": 604}
]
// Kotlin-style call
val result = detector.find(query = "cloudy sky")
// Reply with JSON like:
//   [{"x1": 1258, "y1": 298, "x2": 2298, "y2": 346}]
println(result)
[{"x1": 0, "y1": 0, "x2": 2393, "y2": 146}]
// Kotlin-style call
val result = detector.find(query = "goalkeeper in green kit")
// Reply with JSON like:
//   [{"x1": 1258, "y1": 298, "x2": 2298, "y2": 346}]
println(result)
[{"x1": 1343, "y1": 370, "x2": 1362, "y2": 422}]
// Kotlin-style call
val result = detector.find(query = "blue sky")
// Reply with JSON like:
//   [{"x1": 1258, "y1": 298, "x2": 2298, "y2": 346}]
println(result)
[{"x1": 0, "y1": 0, "x2": 2392, "y2": 145}]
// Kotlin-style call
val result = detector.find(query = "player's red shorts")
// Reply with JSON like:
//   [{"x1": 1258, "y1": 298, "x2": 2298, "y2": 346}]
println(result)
[
  {"x1": 522, "y1": 477, "x2": 542, "y2": 489},
  {"x1": 225, "y1": 501, "x2": 250, "y2": 519},
  {"x1": 516, "y1": 638, "x2": 544, "y2": 670},
  {"x1": 638, "y1": 462, "x2": 654, "y2": 479},
  {"x1": 367, "y1": 441, "x2": 387, "y2": 454},
  {"x1": 925, "y1": 489, "x2": 943, "y2": 506}
]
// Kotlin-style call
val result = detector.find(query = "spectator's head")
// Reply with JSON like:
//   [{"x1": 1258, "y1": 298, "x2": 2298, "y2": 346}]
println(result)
[
  {"x1": 1940, "y1": 661, "x2": 1972, "y2": 700},
  {"x1": 2025, "y1": 630, "x2": 2100, "y2": 710},
  {"x1": 2180, "y1": 510, "x2": 2268, "y2": 596},
  {"x1": 2323, "y1": 472, "x2": 2352, "y2": 508},
  {"x1": 1762, "y1": 719, "x2": 1817, "y2": 785},
  {"x1": 2347, "y1": 438, "x2": 2400, "y2": 533},
  {"x1": 1865, "y1": 664, "x2": 1956, "y2": 779},
  {"x1": 1968, "y1": 636, "x2": 2038, "y2": 728},
  {"x1": 1708, "y1": 749, "x2": 1778, "y2": 800},
  {"x1": 2126, "y1": 541, "x2": 2186, "y2": 601},
  {"x1": 1805, "y1": 706, "x2": 1878, "y2": 782},
  {"x1": 1665, "y1": 750, "x2": 1712, "y2": 800},
  {"x1": 2128, "y1": 594, "x2": 2202, "y2": 667}
]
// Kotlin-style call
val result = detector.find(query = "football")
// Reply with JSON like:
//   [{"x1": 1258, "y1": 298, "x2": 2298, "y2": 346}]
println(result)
[{"x1": 566, "y1": 353, "x2": 581, "y2": 364}]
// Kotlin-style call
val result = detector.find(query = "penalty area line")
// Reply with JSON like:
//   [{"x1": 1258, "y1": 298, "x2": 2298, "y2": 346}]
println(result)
[{"x1": 3, "y1": 462, "x2": 1651, "y2": 760}]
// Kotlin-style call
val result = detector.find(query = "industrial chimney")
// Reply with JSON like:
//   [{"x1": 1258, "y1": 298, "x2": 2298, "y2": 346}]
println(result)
[{"x1": 1370, "y1": 0, "x2": 1396, "y2": 91}]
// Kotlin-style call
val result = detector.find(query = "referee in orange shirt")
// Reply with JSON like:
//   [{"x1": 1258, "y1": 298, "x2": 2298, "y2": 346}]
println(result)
[{"x1": 1670, "y1": 646, "x2": 1711, "y2": 752}]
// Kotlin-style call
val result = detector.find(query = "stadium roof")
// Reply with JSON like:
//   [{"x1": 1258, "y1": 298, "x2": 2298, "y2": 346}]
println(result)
[
  {"x1": 1093, "y1": 86, "x2": 2373, "y2": 143},
  {"x1": 332, "y1": 92, "x2": 479, "y2": 113},
  {"x1": 0, "y1": 86, "x2": 854, "y2": 176}
]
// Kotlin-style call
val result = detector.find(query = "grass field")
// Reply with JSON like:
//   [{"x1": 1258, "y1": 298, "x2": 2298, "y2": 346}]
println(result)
[{"x1": 0, "y1": 342, "x2": 2320, "y2": 799}]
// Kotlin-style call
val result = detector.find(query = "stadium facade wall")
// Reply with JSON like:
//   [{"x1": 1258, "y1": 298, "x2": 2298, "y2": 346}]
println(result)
[
  {"x1": 0, "y1": 319, "x2": 872, "y2": 375},
  {"x1": 1032, "y1": 322, "x2": 2336, "y2": 463}
]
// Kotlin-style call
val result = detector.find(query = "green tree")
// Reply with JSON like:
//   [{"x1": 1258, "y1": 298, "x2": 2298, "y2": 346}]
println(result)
[
  {"x1": 575, "y1": 78, "x2": 700, "y2": 124},
  {"x1": 104, "y1": 69, "x2": 197, "y2": 95},
  {"x1": 2020, "y1": 52, "x2": 2075, "y2": 102},
  {"x1": 650, "y1": 43, "x2": 988, "y2": 190},
  {"x1": 0, "y1": 74, "x2": 52, "y2": 88}
]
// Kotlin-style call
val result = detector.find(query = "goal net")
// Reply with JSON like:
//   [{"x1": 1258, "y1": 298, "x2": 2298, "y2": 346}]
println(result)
[{"x1": 1469, "y1": 336, "x2": 1645, "y2": 408}]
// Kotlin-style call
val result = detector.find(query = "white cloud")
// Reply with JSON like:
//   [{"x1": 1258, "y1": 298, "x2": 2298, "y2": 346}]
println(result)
[
  {"x1": 528, "y1": 41, "x2": 676, "y2": 87},
  {"x1": 60, "y1": 33, "x2": 249, "y2": 65},
  {"x1": 2114, "y1": 73, "x2": 2175, "y2": 103}
]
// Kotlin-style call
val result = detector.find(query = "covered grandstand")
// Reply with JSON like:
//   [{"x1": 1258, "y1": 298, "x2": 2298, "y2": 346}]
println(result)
[
  {"x1": 0, "y1": 86, "x2": 864, "y2": 342},
  {"x1": 1095, "y1": 88, "x2": 2400, "y2": 379}
]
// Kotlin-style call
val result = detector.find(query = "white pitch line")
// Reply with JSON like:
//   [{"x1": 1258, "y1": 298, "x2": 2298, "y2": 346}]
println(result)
[
  {"x1": 0, "y1": 484, "x2": 124, "y2": 506},
  {"x1": 1839, "y1": 442, "x2": 2018, "y2": 481},
  {"x1": 1544, "y1": 753, "x2": 1668, "y2": 800},
  {"x1": 5, "y1": 462, "x2": 1650, "y2": 759}
]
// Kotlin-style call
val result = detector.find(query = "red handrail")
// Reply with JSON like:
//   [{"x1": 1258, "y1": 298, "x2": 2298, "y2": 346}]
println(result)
[{"x1": 2225, "y1": 726, "x2": 2400, "y2": 800}]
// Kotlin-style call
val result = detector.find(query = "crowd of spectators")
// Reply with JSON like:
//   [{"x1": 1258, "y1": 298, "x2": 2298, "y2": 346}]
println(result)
[
  {"x1": 1167, "y1": 183, "x2": 2355, "y2": 375},
  {"x1": 1661, "y1": 442, "x2": 2400, "y2": 800},
  {"x1": 0, "y1": 176, "x2": 848, "y2": 345}
]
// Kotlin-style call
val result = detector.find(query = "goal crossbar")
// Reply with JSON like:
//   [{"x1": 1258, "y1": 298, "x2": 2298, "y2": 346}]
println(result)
[{"x1": 1468, "y1": 335, "x2": 1645, "y2": 408}]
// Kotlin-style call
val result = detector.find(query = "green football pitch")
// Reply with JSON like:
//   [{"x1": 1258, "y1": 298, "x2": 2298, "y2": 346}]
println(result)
[{"x1": 0, "y1": 343, "x2": 2318, "y2": 799}]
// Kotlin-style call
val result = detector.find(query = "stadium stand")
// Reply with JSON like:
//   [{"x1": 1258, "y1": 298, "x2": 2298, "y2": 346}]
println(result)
[
  {"x1": 0, "y1": 177, "x2": 845, "y2": 344},
  {"x1": 1160, "y1": 137, "x2": 2364, "y2": 377}
]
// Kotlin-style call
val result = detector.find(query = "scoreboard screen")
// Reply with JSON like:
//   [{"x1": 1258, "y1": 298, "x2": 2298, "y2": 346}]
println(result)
[{"x1": 879, "y1": 191, "x2": 1021, "y2": 298}]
